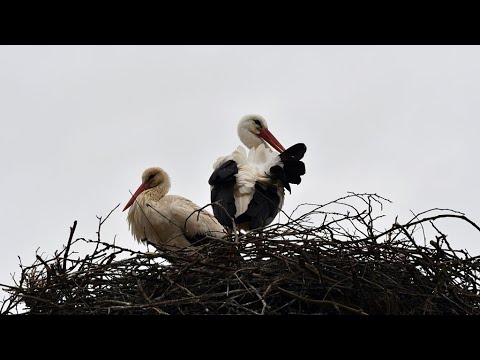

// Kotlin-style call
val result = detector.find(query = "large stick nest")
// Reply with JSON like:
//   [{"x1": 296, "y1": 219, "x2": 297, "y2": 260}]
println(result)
[{"x1": 2, "y1": 193, "x2": 480, "y2": 315}]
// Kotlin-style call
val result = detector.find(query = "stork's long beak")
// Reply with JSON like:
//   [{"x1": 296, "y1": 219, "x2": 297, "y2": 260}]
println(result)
[
  {"x1": 123, "y1": 182, "x2": 149, "y2": 211},
  {"x1": 259, "y1": 129, "x2": 286, "y2": 153}
]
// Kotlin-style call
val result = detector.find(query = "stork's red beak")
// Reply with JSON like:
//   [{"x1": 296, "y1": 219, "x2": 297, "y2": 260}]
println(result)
[
  {"x1": 259, "y1": 129, "x2": 286, "y2": 153},
  {"x1": 123, "y1": 182, "x2": 149, "y2": 211}
]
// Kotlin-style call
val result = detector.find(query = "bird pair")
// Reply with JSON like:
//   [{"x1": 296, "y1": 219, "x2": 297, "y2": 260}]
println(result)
[{"x1": 123, "y1": 114, "x2": 307, "y2": 252}]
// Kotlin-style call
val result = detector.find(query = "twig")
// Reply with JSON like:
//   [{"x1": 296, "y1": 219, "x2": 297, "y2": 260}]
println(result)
[{"x1": 63, "y1": 220, "x2": 77, "y2": 272}]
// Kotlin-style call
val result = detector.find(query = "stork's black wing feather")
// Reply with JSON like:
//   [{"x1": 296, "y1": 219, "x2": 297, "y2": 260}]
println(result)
[
  {"x1": 269, "y1": 165, "x2": 291, "y2": 193},
  {"x1": 279, "y1": 143, "x2": 307, "y2": 162},
  {"x1": 269, "y1": 143, "x2": 307, "y2": 192},
  {"x1": 236, "y1": 183, "x2": 281, "y2": 229},
  {"x1": 282, "y1": 159, "x2": 306, "y2": 185},
  {"x1": 209, "y1": 160, "x2": 238, "y2": 228}
]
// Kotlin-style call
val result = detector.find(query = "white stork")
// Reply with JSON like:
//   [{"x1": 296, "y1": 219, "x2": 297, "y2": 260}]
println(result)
[
  {"x1": 209, "y1": 114, "x2": 306, "y2": 231},
  {"x1": 123, "y1": 167, "x2": 225, "y2": 251}
]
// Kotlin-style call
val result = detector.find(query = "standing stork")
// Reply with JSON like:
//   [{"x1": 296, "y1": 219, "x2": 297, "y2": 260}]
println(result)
[
  {"x1": 124, "y1": 167, "x2": 225, "y2": 252},
  {"x1": 209, "y1": 114, "x2": 306, "y2": 232}
]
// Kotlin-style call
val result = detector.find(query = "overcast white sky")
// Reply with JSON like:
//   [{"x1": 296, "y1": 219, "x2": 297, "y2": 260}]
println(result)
[{"x1": 1, "y1": 45, "x2": 479, "y2": 301}]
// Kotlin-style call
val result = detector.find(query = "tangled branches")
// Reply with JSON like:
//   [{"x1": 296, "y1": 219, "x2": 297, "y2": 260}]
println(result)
[{"x1": 2, "y1": 193, "x2": 480, "y2": 315}]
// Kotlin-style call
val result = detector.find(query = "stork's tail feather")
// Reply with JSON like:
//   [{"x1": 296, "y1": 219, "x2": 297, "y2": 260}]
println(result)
[{"x1": 274, "y1": 143, "x2": 307, "y2": 193}]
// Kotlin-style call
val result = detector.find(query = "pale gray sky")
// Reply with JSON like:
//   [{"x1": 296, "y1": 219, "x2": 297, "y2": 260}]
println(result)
[{"x1": 1, "y1": 45, "x2": 479, "y2": 300}]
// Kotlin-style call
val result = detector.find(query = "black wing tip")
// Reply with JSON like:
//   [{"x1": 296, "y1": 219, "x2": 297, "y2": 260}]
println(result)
[
  {"x1": 288, "y1": 143, "x2": 307, "y2": 151},
  {"x1": 280, "y1": 143, "x2": 307, "y2": 162}
]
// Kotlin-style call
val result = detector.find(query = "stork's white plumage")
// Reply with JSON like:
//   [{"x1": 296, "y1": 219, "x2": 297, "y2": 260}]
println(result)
[
  {"x1": 124, "y1": 167, "x2": 225, "y2": 251},
  {"x1": 209, "y1": 114, "x2": 306, "y2": 231}
]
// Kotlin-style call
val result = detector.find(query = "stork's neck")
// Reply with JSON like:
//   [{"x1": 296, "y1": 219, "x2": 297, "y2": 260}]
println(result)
[
  {"x1": 238, "y1": 129, "x2": 265, "y2": 150},
  {"x1": 144, "y1": 180, "x2": 170, "y2": 202}
]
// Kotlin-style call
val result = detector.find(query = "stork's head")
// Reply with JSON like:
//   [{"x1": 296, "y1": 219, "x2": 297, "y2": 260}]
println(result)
[
  {"x1": 123, "y1": 167, "x2": 171, "y2": 211},
  {"x1": 237, "y1": 114, "x2": 285, "y2": 153},
  {"x1": 141, "y1": 167, "x2": 170, "y2": 188}
]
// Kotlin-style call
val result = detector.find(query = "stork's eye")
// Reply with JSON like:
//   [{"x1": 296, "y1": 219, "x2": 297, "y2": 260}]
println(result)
[
  {"x1": 253, "y1": 119, "x2": 261, "y2": 126},
  {"x1": 148, "y1": 174, "x2": 155, "y2": 181}
]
